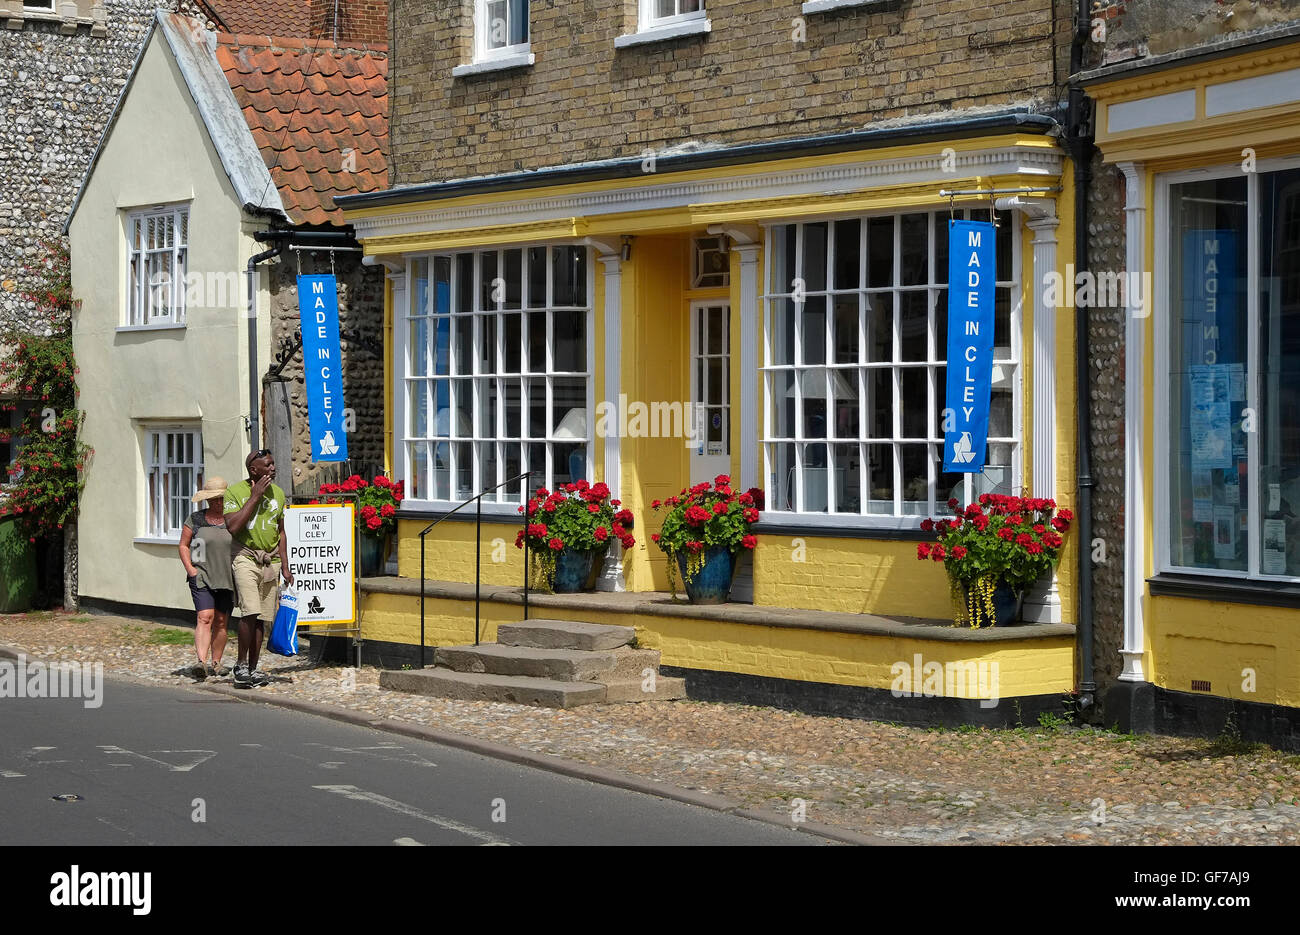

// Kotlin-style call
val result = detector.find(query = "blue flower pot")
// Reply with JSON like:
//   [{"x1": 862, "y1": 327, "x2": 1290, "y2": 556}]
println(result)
[
  {"x1": 360, "y1": 534, "x2": 389, "y2": 577},
  {"x1": 553, "y1": 548, "x2": 598, "y2": 593},
  {"x1": 676, "y1": 546, "x2": 737, "y2": 604},
  {"x1": 992, "y1": 583, "x2": 1024, "y2": 626}
]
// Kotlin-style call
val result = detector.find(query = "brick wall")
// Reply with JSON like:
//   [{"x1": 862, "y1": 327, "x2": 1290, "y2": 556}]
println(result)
[
  {"x1": 1094, "y1": 0, "x2": 1300, "y2": 65},
  {"x1": 310, "y1": 0, "x2": 387, "y2": 47},
  {"x1": 389, "y1": 0, "x2": 1075, "y2": 184}
]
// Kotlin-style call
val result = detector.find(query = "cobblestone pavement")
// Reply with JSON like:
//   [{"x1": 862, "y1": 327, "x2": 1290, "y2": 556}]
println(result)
[{"x1": 4, "y1": 611, "x2": 1299, "y2": 845}]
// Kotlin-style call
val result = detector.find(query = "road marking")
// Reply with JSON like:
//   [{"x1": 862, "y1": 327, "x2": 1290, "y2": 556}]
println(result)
[
  {"x1": 313, "y1": 785, "x2": 510, "y2": 845},
  {"x1": 393, "y1": 837, "x2": 424, "y2": 846},
  {"x1": 1, "y1": 770, "x2": 25, "y2": 778},
  {"x1": 98, "y1": 746, "x2": 217, "y2": 772},
  {"x1": 305, "y1": 742, "x2": 437, "y2": 769}
]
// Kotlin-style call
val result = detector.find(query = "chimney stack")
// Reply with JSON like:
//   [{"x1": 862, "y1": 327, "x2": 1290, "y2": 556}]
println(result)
[{"x1": 309, "y1": 0, "x2": 387, "y2": 46}]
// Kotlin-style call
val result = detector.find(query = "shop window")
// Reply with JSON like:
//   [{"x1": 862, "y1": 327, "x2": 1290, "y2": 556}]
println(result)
[
  {"x1": 126, "y1": 205, "x2": 188, "y2": 327},
  {"x1": 1164, "y1": 163, "x2": 1300, "y2": 579},
  {"x1": 145, "y1": 427, "x2": 203, "y2": 540},
  {"x1": 402, "y1": 247, "x2": 590, "y2": 507},
  {"x1": 761, "y1": 209, "x2": 1020, "y2": 520}
]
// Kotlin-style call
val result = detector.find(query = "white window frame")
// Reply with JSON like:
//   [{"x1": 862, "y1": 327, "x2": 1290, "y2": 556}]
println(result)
[
  {"x1": 126, "y1": 204, "x2": 189, "y2": 328},
  {"x1": 396, "y1": 244, "x2": 595, "y2": 515},
  {"x1": 142, "y1": 425, "x2": 203, "y2": 542},
  {"x1": 639, "y1": 0, "x2": 705, "y2": 30},
  {"x1": 474, "y1": 0, "x2": 529, "y2": 62},
  {"x1": 1154, "y1": 154, "x2": 1300, "y2": 584},
  {"x1": 759, "y1": 208, "x2": 1023, "y2": 530}
]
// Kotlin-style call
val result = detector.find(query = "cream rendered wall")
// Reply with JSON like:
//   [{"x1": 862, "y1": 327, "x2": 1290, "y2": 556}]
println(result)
[{"x1": 70, "y1": 31, "x2": 275, "y2": 613}]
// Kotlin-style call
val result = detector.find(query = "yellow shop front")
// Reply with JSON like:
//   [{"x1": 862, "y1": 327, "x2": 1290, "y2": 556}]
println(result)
[
  {"x1": 1086, "y1": 32, "x2": 1300, "y2": 748},
  {"x1": 337, "y1": 118, "x2": 1082, "y2": 722}
]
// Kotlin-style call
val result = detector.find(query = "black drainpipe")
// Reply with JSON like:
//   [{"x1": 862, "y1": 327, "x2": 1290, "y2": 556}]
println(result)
[{"x1": 1068, "y1": 0, "x2": 1096, "y2": 712}]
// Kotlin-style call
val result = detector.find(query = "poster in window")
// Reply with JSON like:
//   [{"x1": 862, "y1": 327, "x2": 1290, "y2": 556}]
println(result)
[
  {"x1": 1189, "y1": 365, "x2": 1231, "y2": 471},
  {"x1": 1212, "y1": 504, "x2": 1237, "y2": 560},
  {"x1": 1192, "y1": 468, "x2": 1213, "y2": 523},
  {"x1": 1263, "y1": 519, "x2": 1287, "y2": 575}
]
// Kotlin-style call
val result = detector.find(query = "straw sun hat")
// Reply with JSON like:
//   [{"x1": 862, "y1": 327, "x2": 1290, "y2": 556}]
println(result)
[{"x1": 191, "y1": 476, "x2": 228, "y2": 503}]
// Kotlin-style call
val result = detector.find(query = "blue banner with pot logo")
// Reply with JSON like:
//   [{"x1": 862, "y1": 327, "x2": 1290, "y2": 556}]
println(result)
[
  {"x1": 942, "y1": 219, "x2": 996, "y2": 473},
  {"x1": 297, "y1": 274, "x2": 348, "y2": 463}
]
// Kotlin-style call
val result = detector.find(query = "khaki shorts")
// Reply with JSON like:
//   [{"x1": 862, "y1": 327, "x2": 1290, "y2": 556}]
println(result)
[{"x1": 232, "y1": 552, "x2": 281, "y2": 621}]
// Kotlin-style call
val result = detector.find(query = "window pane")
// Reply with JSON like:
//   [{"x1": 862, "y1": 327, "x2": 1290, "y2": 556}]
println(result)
[
  {"x1": 509, "y1": 0, "x2": 528, "y2": 43},
  {"x1": 901, "y1": 213, "x2": 928, "y2": 286},
  {"x1": 832, "y1": 443, "x2": 860, "y2": 513},
  {"x1": 770, "y1": 370, "x2": 796, "y2": 440},
  {"x1": 802, "y1": 222, "x2": 827, "y2": 293},
  {"x1": 770, "y1": 298, "x2": 795, "y2": 366},
  {"x1": 866, "y1": 293, "x2": 891, "y2": 363},
  {"x1": 554, "y1": 309, "x2": 585, "y2": 372},
  {"x1": 867, "y1": 216, "x2": 894, "y2": 288},
  {"x1": 833, "y1": 219, "x2": 861, "y2": 290},
  {"x1": 553, "y1": 246, "x2": 585, "y2": 306},
  {"x1": 1259, "y1": 167, "x2": 1300, "y2": 575},
  {"x1": 865, "y1": 443, "x2": 893, "y2": 514},
  {"x1": 771, "y1": 224, "x2": 796, "y2": 295},
  {"x1": 899, "y1": 290, "x2": 928, "y2": 361},
  {"x1": 866, "y1": 368, "x2": 891, "y2": 440},
  {"x1": 801, "y1": 295, "x2": 826, "y2": 365},
  {"x1": 801, "y1": 443, "x2": 828, "y2": 512},
  {"x1": 503, "y1": 249, "x2": 522, "y2": 309},
  {"x1": 900, "y1": 444, "x2": 929, "y2": 515},
  {"x1": 1167, "y1": 175, "x2": 1248, "y2": 572},
  {"x1": 832, "y1": 296, "x2": 858, "y2": 365},
  {"x1": 901, "y1": 367, "x2": 927, "y2": 438},
  {"x1": 503, "y1": 311, "x2": 521, "y2": 373},
  {"x1": 527, "y1": 246, "x2": 547, "y2": 308},
  {"x1": 456, "y1": 253, "x2": 474, "y2": 312}
]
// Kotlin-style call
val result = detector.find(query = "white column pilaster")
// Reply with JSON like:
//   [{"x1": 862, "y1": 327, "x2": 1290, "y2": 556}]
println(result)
[
  {"x1": 735, "y1": 242, "x2": 761, "y2": 491},
  {"x1": 596, "y1": 251, "x2": 625, "y2": 592},
  {"x1": 1118, "y1": 161, "x2": 1147, "y2": 681},
  {"x1": 998, "y1": 197, "x2": 1062, "y2": 624}
]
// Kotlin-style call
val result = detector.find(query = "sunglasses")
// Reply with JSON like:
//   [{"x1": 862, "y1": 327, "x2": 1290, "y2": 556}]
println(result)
[{"x1": 246, "y1": 448, "x2": 272, "y2": 467}]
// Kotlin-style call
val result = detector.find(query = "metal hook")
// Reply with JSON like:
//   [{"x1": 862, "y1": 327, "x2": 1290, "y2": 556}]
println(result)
[
  {"x1": 329, "y1": 248, "x2": 336, "y2": 279},
  {"x1": 295, "y1": 247, "x2": 301, "y2": 277},
  {"x1": 948, "y1": 193, "x2": 956, "y2": 226}
]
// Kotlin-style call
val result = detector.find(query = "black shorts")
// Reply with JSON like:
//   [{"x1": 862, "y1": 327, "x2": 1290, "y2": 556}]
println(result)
[{"x1": 188, "y1": 577, "x2": 234, "y2": 616}]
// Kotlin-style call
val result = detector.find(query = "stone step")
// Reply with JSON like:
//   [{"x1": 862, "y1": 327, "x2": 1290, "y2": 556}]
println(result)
[
  {"x1": 496, "y1": 618, "x2": 635, "y2": 652},
  {"x1": 435, "y1": 643, "x2": 619, "y2": 682},
  {"x1": 379, "y1": 667, "x2": 607, "y2": 708},
  {"x1": 602, "y1": 676, "x2": 687, "y2": 703}
]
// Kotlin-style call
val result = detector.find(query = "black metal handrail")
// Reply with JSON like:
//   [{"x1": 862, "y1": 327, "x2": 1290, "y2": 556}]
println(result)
[{"x1": 418, "y1": 471, "x2": 532, "y2": 667}]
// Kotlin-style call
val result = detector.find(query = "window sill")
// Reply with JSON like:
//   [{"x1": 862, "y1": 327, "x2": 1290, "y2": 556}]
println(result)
[
  {"x1": 614, "y1": 19, "x2": 711, "y2": 49},
  {"x1": 754, "y1": 516, "x2": 928, "y2": 541},
  {"x1": 452, "y1": 51, "x2": 535, "y2": 77},
  {"x1": 1147, "y1": 572, "x2": 1300, "y2": 609},
  {"x1": 116, "y1": 323, "x2": 186, "y2": 333},
  {"x1": 801, "y1": 0, "x2": 886, "y2": 13},
  {"x1": 134, "y1": 536, "x2": 181, "y2": 546}
]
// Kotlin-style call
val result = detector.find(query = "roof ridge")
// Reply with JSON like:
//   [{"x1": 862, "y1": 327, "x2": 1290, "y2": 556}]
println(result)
[{"x1": 215, "y1": 31, "x2": 388, "y2": 54}]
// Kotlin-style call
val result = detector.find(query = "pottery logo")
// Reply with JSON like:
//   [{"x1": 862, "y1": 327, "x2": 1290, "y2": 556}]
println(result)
[
  {"x1": 319, "y1": 431, "x2": 339, "y2": 456},
  {"x1": 0, "y1": 655, "x2": 103, "y2": 709}
]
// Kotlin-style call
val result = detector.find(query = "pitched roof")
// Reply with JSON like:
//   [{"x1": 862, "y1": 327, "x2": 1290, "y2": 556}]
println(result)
[
  {"x1": 215, "y1": 32, "x2": 389, "y2": 226},
  {"x1": 195, "y1": 0, "x2": 313, "y2": 38}
]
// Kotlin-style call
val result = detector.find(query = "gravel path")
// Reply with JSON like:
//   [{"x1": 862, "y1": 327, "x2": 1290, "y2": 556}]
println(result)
[{"x1": 4, "y1": 610, "x2": 1298, "y2": 844}]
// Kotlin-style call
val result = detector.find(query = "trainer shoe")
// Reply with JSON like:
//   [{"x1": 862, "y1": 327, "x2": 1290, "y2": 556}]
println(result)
[
  {"x1": 233, "y1": 664, "x2": 253, "y2": 688},
  {"x1": 191, "y1": 662, "x2": 207, "y2": 680},
  {"x1": 213, "y1": 663, "x2": 231, "y2": 677},
  {"x1": 248, "y1": 669, "x2": 272, "y2": 687}
]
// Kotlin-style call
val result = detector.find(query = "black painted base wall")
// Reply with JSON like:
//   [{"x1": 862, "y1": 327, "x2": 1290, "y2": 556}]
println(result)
[
  {"x1": 659, "y1": 665, "x2": 1067, "y2": 728},
  {"x1": 81, "y1": 596, "x2": 197, "y2": 628},
  {"x1": 1106, "y1": 681, "x2": 1300, "y2": 753}
]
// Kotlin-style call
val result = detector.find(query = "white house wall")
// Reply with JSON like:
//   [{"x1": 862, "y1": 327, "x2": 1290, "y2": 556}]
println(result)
[{"x1": 70, "y1": 31, "x2": 272, "y2": 613}]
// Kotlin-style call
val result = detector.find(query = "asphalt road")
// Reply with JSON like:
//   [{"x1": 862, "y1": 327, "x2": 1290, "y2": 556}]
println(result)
[{"x1": 0, "y1": 677, "x2": 819, "y2": 846}]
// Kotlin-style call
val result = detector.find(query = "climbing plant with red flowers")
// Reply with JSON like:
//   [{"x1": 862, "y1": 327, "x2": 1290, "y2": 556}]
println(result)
[
  {"x1": 916, "y1": 494, "x2": 1073, "y2": 627},
  {"x1": 317, "y1": 474, "x2": 404, "y2": 537},
  {"x1": 0, "y1": 241, "x2": 91, "y2": 541}
]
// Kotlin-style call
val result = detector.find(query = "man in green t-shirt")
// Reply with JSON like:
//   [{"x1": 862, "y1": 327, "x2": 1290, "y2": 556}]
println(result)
[{"x1": 224, "y1": 449, "x2": 295, "y2": 688}]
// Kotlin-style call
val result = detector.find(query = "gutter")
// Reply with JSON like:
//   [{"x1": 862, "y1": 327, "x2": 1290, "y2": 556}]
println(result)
[
  {"x1": 1068, "y1": 0, "x2": 1097, "y2": 714},
  {"x1": 336, "y1": 110, "x2": 1060, "y2": 212}
]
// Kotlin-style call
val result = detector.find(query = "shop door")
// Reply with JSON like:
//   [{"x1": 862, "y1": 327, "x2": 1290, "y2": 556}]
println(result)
[{"x1": 690, "y1": 301, "x2": 731, "y2": 484}]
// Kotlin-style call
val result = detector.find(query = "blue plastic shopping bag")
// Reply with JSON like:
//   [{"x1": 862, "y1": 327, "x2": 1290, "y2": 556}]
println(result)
[{"x1": 268, "y1": 589, "x2": 299, "y2": 656}]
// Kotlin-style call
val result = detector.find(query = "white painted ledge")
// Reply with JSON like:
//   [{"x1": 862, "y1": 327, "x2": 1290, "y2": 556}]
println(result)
[
  {"x1": 452, "y1": 50, "x2": 535, "y2": 78},
  {"x1": 133, "y1": 536, "x2": 181, "y2": 546},
  {"x1": 801, "y1": 0, "x2": 884, "y2": 13},
  {"x1": 614, "y1": 19, "x2": 711, "y2": 49},
  {"x1": 116, "y1": 323, "x2": 186, "y2": 333}
]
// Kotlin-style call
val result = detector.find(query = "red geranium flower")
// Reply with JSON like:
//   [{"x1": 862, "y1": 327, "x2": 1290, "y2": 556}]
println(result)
[
  {"x1": 594, "y1": 526, "x2": 609, "y2": 541},
  {"x1": 920, "y1": 518, "x2": 934, "y2": 532},
  {"x1": 931, "y1": 544, "x2": 946, "y2": 561},
  {"x1": 712, "y1": 502, "x2": 727, "y2": 516},
  {"x1": 548, "y1": 537, "x2": 564, "y2": 550},
  {"x1": 620, "y1": 535, "x2": 635, "y2": 549},
  {"x1": 741, "y1": 534, "x2": 757, "y2": 550},
  {"x1": 380, "y1": 503, "x2": 395, "y2": 517},
  {"x1": 917, "y1": 543, "x2": 931, "y2": 559},
  {"x1": 951, "y1": 545, "x2": 967, "y2": 559}
]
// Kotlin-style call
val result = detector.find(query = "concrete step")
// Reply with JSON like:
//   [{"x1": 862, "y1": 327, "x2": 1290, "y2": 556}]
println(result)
[
  {"x1": 379, "y1": 667, "x2": 607, "y2": 708},
  {"x1": 497, "y1": 618, "x2": 635, "y2": 652},
  {"x1": 602, "y1": 676, "x2": 687, "y2": 703},
  {"x1": 604, "y1": 647, "x2": 662, "y2": 682},
  {"x1": 435, "y1": 643, "x2": 619, "y2": 682}
]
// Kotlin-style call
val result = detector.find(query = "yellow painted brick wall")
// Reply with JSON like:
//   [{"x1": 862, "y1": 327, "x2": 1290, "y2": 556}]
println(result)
[
  {"x1": 1148, "y1": 596, "x2": 1300, "y2": 709},
  {"x1": 388, "y1": 0, "x2": 1072, "y2": 185},
  {"x1": 359, "y1": 587, "x2": 1075, "y2": 697}
]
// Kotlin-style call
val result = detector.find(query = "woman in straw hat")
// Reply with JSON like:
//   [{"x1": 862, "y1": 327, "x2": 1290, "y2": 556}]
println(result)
[{"x1": 179, "y1": 476, "x2": 235, "y2": 680}]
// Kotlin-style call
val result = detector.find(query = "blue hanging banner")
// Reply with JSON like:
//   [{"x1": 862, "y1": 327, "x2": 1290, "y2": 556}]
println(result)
[
  {"x1": 297, "y1": 274, "x2": 348, "y2": 463},
  {"x1": 943, "y1": 219, "x2": 996, "y2": 473}
]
